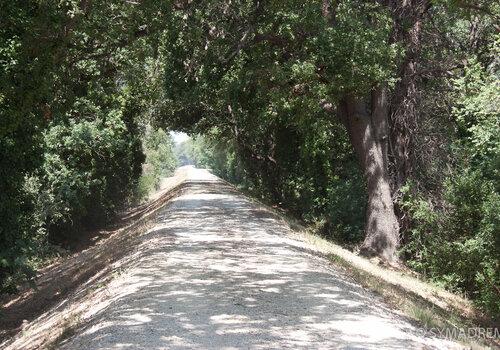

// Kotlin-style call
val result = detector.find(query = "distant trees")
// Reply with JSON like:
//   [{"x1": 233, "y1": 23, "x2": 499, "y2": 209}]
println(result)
[
  {"x1": 137, "y1": 128, "x2": 178, "y2": 198},
  {"x1": 174, "y1": 139, "x2": 196, "y2": 166}
]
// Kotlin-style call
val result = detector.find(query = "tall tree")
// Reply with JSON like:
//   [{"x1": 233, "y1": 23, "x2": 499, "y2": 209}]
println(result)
[
  {"x1": 160, "y1": 0, "x2": 499, "y2": 262},
  {"x1": 161, "y1": 0, "x2": 404, "y2": 260}
]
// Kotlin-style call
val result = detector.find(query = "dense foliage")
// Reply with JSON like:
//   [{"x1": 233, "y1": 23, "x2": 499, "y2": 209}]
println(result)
[
  {"x1": 137, "y1": 128, "x2": 178, "y2": 198},
  {"x1": 1, "y1": 0, "x2": 498, "y2": 318},
  {"x1": 401, "y1": 37, "x2": 500, "y2": 315},
  {"x1": 159, "y1": 1, "x2": 499, "y2": 316},
  {"x1": 0, "y1": 0, "x2": 170, "y2": 291},
  {"x1": 41, "y1": 113, "x2": 143, "y2": 234}
]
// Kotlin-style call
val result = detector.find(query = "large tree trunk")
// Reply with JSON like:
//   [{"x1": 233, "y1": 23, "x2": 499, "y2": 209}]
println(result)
[
  {"x1": 341, "y1": 87, "x2": 400, "y2": 262},
  {"x1": 322, "y1": 0, "x2": 400, "y2": 261}
]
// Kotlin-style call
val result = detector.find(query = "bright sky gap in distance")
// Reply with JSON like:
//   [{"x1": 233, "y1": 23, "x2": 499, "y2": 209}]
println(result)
[{"x1": 170, "y1": 131, "x2": 190, "y2": 144}]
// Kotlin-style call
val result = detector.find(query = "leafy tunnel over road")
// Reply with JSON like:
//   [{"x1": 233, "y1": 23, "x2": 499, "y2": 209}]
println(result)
[{"x1": 49, "y1": 167, "x2": 459, "y2": 349}]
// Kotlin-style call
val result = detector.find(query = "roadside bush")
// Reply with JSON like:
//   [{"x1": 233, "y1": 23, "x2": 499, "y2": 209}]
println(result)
[
  {"x1": 401, "y1": 172, "x2": 499, "y2": 316},
  {"x1": 0, "y1": 175, "x2": 48, "y2": 292},
  {"x1": 136, "y1": 128, "x2": 177, "y2": 199},
  {"x1": 401, "y1": 42, "x2": 500, "y2": 317},
  {"x1": 322, "y1": 175, "x2": 366, "y2": 243},
  {"x1": 41, "y1": 112, "x2": 144, "y2": 240}
]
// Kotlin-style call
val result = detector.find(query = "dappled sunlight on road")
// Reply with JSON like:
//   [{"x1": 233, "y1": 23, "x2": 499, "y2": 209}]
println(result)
[{"x1": 58, "y1": 168, "x2": 460, "y2": 350}]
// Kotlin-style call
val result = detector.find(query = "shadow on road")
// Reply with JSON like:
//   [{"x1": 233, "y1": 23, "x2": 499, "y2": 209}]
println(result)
[{"x1": 58, "y1": 181, "x2": 443, "y2": 350}]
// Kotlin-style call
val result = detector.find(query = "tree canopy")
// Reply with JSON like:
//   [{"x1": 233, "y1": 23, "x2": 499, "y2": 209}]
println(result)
[{"x1": 1, "y1": 0, "x2": 498, "y2": 316}]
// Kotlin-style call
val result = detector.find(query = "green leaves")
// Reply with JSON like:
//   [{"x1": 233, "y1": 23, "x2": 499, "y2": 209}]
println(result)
[
  {"x1": 137, "y1": 127, "x2": 178, "y2": 199},
  {"x1": 41, "y1": 111, "x2": 143, "y2": 229},
  {"x1": 452, "y1": 41, "x2": 500, "y2": 177},
  {"x1": 0, "y1": 0, "x2": 165, "y2": 291}
]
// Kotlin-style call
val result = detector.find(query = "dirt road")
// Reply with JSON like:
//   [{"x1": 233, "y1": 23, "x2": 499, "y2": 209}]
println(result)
[{"x1": 57, "y1": 167, "x2": 460, "y2": 349}]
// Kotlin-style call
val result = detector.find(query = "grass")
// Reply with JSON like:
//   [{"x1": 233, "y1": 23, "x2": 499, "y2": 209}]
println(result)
[
  {"x1": 408, "y1": 305, "x2": 440, "y2": 329},
  {"x1": 46, "y1": 315, "x2": 81, "y2": 350},
  {"x1": 230, "y1": 181, "x2": 498, "y2": 349},
  {"x1": 323, "y1": 245, "x2": 496, "y2": 349}
]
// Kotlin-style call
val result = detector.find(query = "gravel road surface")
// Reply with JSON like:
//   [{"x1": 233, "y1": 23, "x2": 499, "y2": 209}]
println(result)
[{"x1": 60, "y1": 167, "x2": 460, "y2": 350}]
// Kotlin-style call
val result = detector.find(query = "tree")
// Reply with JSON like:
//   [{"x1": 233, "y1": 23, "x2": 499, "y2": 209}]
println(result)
[
  {"x1": 159, "y1": 0, "x2": 499, "y2": 263},
  {"x1": 0, "y1": 0, "x2": 168, "y2": 290},
  {"x1": 160, "y1": 0, "x2": 404, "y2": 260}
]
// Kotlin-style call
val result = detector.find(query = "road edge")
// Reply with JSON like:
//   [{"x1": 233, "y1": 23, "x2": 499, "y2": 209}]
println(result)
[{"x1": 213, "y1": 174, "x2": 498, "y2": 350}]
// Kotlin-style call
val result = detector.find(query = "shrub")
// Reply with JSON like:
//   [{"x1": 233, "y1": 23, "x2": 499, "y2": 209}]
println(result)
[
  {"x1": 0, "y1": 175, "x2": 48, "y2": 292},
  {"x1": 401, "y1": 43, "x2": 500, "y2": 317},
  {"x1": 41, "y1": 111, "x2": 144, "y2": 239},
  {"x1": 401, "y1": 171, "x2": 499, "y2": 316}
]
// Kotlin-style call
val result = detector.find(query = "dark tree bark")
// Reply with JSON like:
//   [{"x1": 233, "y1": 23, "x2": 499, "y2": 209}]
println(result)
[
  {"x1": 387, "y1": 0, "x2": 429, "y2": 236},
  {"x1": 339, "y1": 87, "x2": 400, "y2": 262}
]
